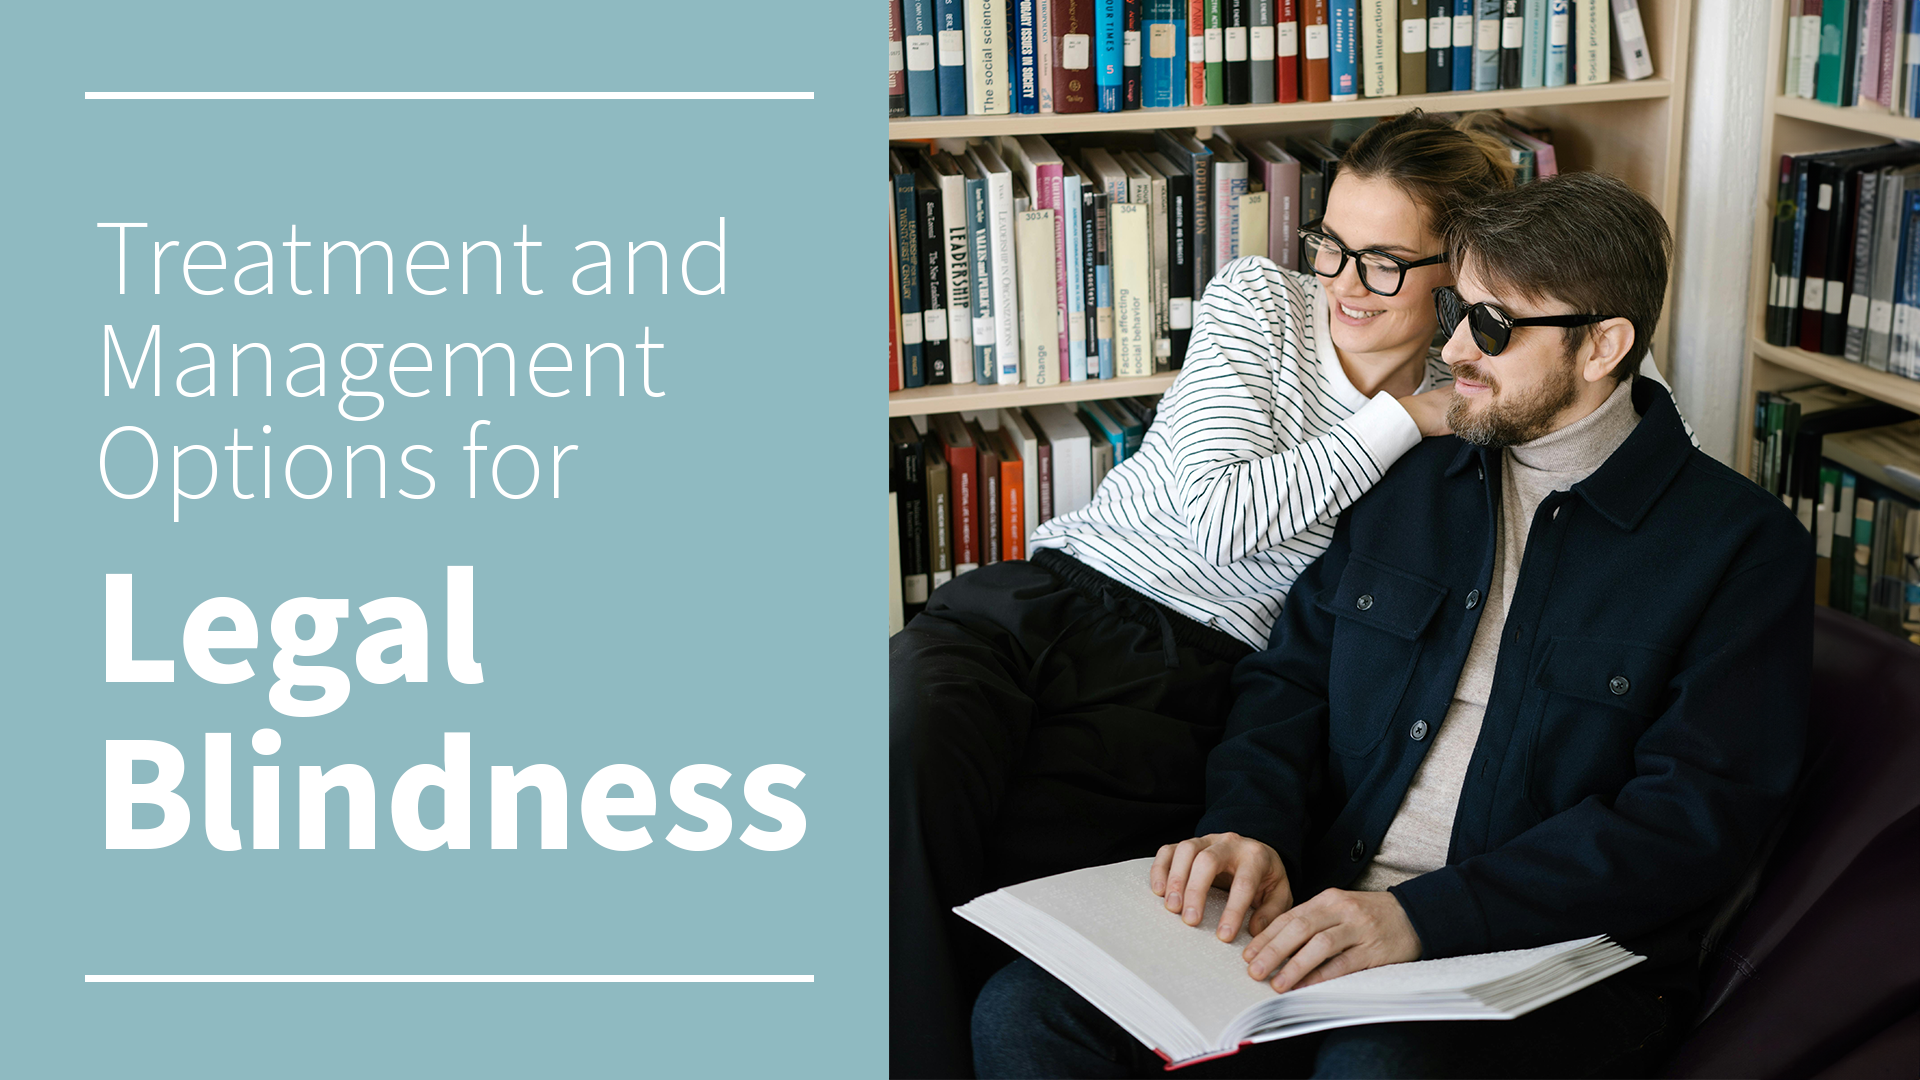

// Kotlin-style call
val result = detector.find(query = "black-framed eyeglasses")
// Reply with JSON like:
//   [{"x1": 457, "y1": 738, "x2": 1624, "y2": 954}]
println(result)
[
  {"x1": 1298, "y1": 218, "x2": 1447, "y2": 297},
  {"x1": 1432, "y1": 285, "x2": 1615, "y2": 356}
]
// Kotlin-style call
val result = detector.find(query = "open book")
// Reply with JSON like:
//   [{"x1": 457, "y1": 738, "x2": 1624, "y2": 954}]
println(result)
[{"x1": 955, "y1": 858, "x2": 1645, "y2": 1069}]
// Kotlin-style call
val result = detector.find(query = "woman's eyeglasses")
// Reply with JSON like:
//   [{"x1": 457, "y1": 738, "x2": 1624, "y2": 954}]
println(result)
[
  {"x1": 1297, "y1": 219, "x2": 1447, "y2": 297},
  {"x1": 1432, "y1": 285, "x2": 1615, "y2": 356}
]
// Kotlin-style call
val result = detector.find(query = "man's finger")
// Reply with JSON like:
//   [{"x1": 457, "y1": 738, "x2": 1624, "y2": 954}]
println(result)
[
  {"x1": 1268, "y1": 927, "x2": 1350, "y2": 993},
  {"x1": 1247, "y1": 890, "x2": 1292, "y2": 940},
  {"x1": 1216, "y1": 860, "x2": 1264, "y2": 942},
  {"x1": 1149, "y1": 844, "x2": 1176, "y2": 897},
  {"x1": 1295, "y1": 947, "x2": 1367, "y2": 990},
  {"x1": 1245, "y1": 904, "x2": 1325, "y2": 978},
  {"x1": 1182, "y1": 848, "x2": 1222, "y2": 925},
  {"x1": 1163, "y1": 838, "x2": 1203, "y2": 913}
]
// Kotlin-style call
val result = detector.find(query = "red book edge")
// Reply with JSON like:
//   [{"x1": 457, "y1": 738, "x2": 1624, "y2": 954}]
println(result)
[{"x1": 1154, "y1": 1041, "x2": 1256, "y2": 1071}]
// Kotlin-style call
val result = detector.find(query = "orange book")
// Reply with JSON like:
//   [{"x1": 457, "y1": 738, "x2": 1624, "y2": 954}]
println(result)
[
  {"x1": 1188, "y1": 0, "x2": 1207, "y2": 105},
  {"x1": 991, "y1": 427, "x2": 1025, "y2": 562}
]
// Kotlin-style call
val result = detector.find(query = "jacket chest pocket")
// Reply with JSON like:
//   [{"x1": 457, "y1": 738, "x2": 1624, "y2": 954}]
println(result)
[
  {"x1": 1527, "y1": 636, "x2": 1678, "y2": 812},
  {"x1": 1318, "y1": 555, "x2": 1447, "y2": 757}
]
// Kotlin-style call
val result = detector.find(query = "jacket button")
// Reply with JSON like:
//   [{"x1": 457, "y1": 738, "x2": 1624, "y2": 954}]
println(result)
[
  {"x1": 1356, "y1": 594, "x2": 1374, "y2": 611},
  {"x1": 1609, "y1": 675, "x2": 1631, "y2": 696},
  {"x1": 1465, "y1": 589, "x2": 1480, "y2": 610},
  {"x1": 1349, "y1": 839, "x2": 1365, "y2": 861},
  {"x1": 1410, "y1": 719, "x2": 1429, "y2": 741}
]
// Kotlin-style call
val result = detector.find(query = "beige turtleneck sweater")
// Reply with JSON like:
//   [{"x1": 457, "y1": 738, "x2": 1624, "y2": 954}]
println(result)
[{"x1": 1353, "y1": 380, "x2": 1642, "y2": 891}]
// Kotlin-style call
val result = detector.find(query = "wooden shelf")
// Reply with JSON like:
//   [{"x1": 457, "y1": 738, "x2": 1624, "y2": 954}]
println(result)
[
  {"x1": 888, "y1": 79, "x2": 1675, "y2": 140},
  {"x1": 889, "y1": 373, "x2": 1177, "y2": 417},
  {"x1": 1750, "y1": 339, "x2": 1920, "y2": 413},
  {"x1": 1772, "y1": 93, "x2": 1920, "y2": 142}
]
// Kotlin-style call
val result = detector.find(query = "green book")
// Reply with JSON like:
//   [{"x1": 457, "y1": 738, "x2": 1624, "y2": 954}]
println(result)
[
  {"x1": 1816, "y1": 0, "x2": 1853, "y2": 106},
  {"x1": 1206, "y1": 0, "x2": 1225, "y2": 105},
  {"x1": 1851, "y1": 492, "x2": 1876, "y2": 618},
  {"x1": 1832, "y1": 470, "x2": 1857, "y2": 610}
]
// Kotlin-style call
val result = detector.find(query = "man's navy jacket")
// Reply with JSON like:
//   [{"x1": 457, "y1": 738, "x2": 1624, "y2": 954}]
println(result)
[{"x1": 1194, "y1": 378, "x2": 1813, "y2": 979}]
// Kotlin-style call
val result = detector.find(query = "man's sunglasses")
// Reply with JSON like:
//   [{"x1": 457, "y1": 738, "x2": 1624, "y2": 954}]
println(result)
[{"x1": 1432, "y1": 285, "x2": 1615, "y2": 356}]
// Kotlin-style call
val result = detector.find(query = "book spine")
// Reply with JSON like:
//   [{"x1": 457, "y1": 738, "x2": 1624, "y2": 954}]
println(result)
[
  {"x1": 1399, "y1": 0, "x2": 1427, "y2": 95},
  {"x1": 1428, "y1": 0, "x2": 1452, "y2": 93},
  {"x1": 977, "y1": 431, "x2": 1002, "y2": 566},
  {"x1": 907, "y1": 0, "x2": 940, "y2": 115},
  {"x1": 925, "y1": 442, "x2": 952, "y2": 589},
  {"x1": 1114, "y1": 202, "x2": 1154, "y2": 376},
  {"x1": 1206, "y1": 0, "x2": 1227, "y2": 102},
  {"x1": 1819, "y1": 168, "x2": 1854, "y2": 357},
  {"x1": 1304, "y1": 0, "x2": 1333, "y2": 99},
  {"x1": 966, "y1": 175, "x2": 995, "y2": 384},
  {"x1": 1165, "y1": 172, "x2": 1193, "y2": 367},
  {"x1": 1452, "y1": 1, "x2": 1474, "y2": 86},
  {"x1": 892, "y1": 0, "x2": 909, "y2": 117},
  {"x1": 1545, "y1": 0, "x2": 1568, "y2": 84},
  {"x1": 1252, "y1": 0, "x2": 1278, "y2": 103},
  {"x1": 918, "y1": 180, "x2": 952, "y2": 384},
  {"x1": 1868, "y1": 170, "x2": 1905, "y2": 369},
  {"x1": 1082, "y1": 184, "x2": 1100, "y2": 376},
  {"x1": 894, "y1": 169, "x2": 926, "y2": 388},
  {"x1": 1144, "y1": 0, "x2": 1189, "y2": 106},
  {"x1": 1846, "y1": 0, "x2": 1868, "y2": 106},
  {"x1": 1039, "y1": 0, "x2": 1057, "y2": 110},
  {"x1": 1055, "y1": 0, "x2": 1098, "y2": 111},
  {"x1": 1765, "y1": 155, "x2": 1795, "y2": 347},
  {"x1": 889, "y1": 208, "x2": 903, "y2": 392},
  {"x1": 1362, "y1": 0, "x2": 1394, "y2": 96},
  {"x1": 1148, "y1": 169, "x2": 1171, "y2": 367},
  {"x1": 1475, "y1": 0, "x2": 1502, "y2": 89},
  {"x1": 1001, "y1": 450, "x2": 1025, "y2": 561},
  {"x1": 1845, "y1": 169, "x2": 1878, "y2": 363},
  {"x1": 1036, "y1": 429, "x2": 1054, "y2": 525},
  {"x1": 1125, "y1": 0, "x2": 1146, "y2": 105},
  {"x1": 1851, "y1": 493, "x2": 1875, "y2": 617},
  {"x1": 1499, "y1": 0, "x2": 1523, "y2": 87},
  {"x1": 1016, "y1": 0, "x2": 1042, "y2": 111},
  {"x1": 1226, "y1": 0, "x2": 1252, "y2": 103},
  {"x1": 1276, "y1": 155, "x2": 1300, "y2": 269},
  {"x1": 969, "y1": 0, "x2": 1014, "y2": 112},
  {"x1": 1878, "y1": 0, "x2": 1900, "y2": 104},
  {"x1": 1278, "y1": 0, "x2": 1302, "y2": 101},
  {"x1": 1098, "y1": 0, "x2": 1126, "y2": 109},
  {"x1": 1863, "y1": 0, "x2": 1887, "y2": 103},
  {"x1": 1611, "y1": 0, "x2": 1652, "y2": 79},
  {"x1": 1787, "y1": 161, "x2": 1811, "y2": 348},
  {"x1": 1331, "y1": 0, "x2": 1360, "y2": 99},
  {"x1": 1189, "y1": 0, "x2": 1209, "y2": 102},
  {"x1": 1519, "y1": 0, "x2": 1543, "y2": 87},
  {"x1": 1040, "y1": 158, "x2": 1072, "y2": 380},
  {"x1": 1095, "y1": 193, "x2": 1116, "y2": 378},
  {"x1": 1064, "y1": 173, "x2": 1089, "y2": 381},
  {"x1": 938, "y1": 169, "x2": 975, "y2": 383},
  {"x1": 937, "y1": 0, "x2": 970, "y2": 114},
  {"x1": 1798, "y1": 164, "x2": 1834, "y2": 354},
  {"x1": 895, "y1": 434, "x2": 930, "y2": 604},
  {"x1": 1017, "y1": 209, "x2": 1059, "y2": 386},
  {"x1": 1798, "y1": 3, "x2": 1823, "y2": 98},
  {"x1": 987, "y1": 167, "x2": 1022, "y2": 385}
]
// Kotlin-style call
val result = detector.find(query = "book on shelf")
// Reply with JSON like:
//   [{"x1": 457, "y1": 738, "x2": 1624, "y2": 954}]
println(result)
[
  {"x1": 892, "y1": 0, "x2": 909, "y2": 118},
  {"x1": 955, "y1": 859, "x2": 1646, "y2": 1070},
  {"x1": 1544, "y1": 0, "x2": 1567, "y2": 86},
  {"x1": 925, "y1": 427, "x2": 955, "y2": 590},
  {"x1": 914, "y1": 169, "x2": 954, "y2": 385},
  {"x1": 930, "y1": 413, "x2": 981, "y2": 573},
  {"x1": 906, "y1": 0, "x2": 940, "y2": 117},
  {"x1": 1609, "y1": 0, "x2": 1651, "y2": 80},
  {"x1": 1400, "y1": 0, "x2": 1429, "y2": 97},
  {"x1": 1251, "y1": 0, "x2": 1279, "y2": 102},
  {"x1": 1030, "y1": 402, "x2": 1097, "y2": 515},
  {"x1": 888, "y1": 492, "x2": 906, "y2": 634},
  {"x1": 1330, "y1": 0, "x2": 1360, "y2": 99},
  {"x1": 1125, "y1": 0, "x2": 1146, "y2": 108},
  {"x1": 938, "y1": 0, "x2": 970, "y2": 114},
  {"x1": 930, "y1": 152, "x2": 978, "y2": 384},
  {"x1": 969, "y1": 418, "x2": 1005, "y2": 563},
  {"x1": 1519, "y1": 0, "x2": 1543, "y2": 88},
  {"x1": 1276, "y1": 0, "x2": 1304, "y2": 100},
  {"x1": 1426, "y1": 0, "x2": 1452, "y2": 94},
  {"x1": 1001, "y1": 407, "x2": 1046, "y2": 541},
  {"x1": 1144, "y1": 0, "x2": 1190, "y2": 106},
  {"x1": 1057, "y1": 0, "x2": 1099, "y2": 113},
  {"x1": 891, "y1": 418, "x2": 932, "y2": 606},
  {"x1": 891, "y1": 152, "x2": 927, "y2": 389}
]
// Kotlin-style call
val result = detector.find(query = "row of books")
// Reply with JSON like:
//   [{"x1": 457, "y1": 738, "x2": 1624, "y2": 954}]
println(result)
[
  {"x1": 888, "y1": 398, "x2": 1158, "y2": 615},
  {"x1": 1781, "y1": 0, "x2": 1920, "y2": 117},
  {"x1": 885, "y1": 0, "x2": 1651, "y2": 118},
  {"x1": 1750, "y1": 384, "x2": 1920, "y2": 641},
  {"x1": 1761, "y1": 143, "x2": 1920, "y2": 380},
  {"x1": 887, "y1": 118, "x2": 1558, "y2": 392}
]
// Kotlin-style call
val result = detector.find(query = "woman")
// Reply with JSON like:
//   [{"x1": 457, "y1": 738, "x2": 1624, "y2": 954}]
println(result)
[{"x1": 893, "y1": 110, "x2": 1548, "y2": 1078}]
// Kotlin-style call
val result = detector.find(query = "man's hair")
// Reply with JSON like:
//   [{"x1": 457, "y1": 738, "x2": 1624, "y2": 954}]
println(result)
[{"x1": 1443, "y1": 171, "x2": 1671, "y2": 382}]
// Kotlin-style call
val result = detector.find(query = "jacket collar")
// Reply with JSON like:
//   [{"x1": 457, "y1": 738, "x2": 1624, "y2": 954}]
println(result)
[{"x1": 1443, "y1": 377, "x2": 1694, "y2": 531}]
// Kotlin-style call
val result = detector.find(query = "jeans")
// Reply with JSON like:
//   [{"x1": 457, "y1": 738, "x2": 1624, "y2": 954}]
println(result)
[{"x1": 972, "y1": 958, "x2": 1683, "y2": 1079}]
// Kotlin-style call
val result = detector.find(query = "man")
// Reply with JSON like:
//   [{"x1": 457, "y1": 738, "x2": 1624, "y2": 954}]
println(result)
[{"x1": 973, "y1": 172, "x2": 1811, "y2": 1078}]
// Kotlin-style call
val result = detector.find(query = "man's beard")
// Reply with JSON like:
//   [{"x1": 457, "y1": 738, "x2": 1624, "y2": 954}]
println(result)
[{"x1": 1446, "y1": 356, "x2": 1580, "y2": 447}]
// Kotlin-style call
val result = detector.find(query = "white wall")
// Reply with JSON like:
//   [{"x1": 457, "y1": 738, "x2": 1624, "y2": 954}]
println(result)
[{"x1": 1666, "y1": 0, "x2": 1770, "y2": 464}]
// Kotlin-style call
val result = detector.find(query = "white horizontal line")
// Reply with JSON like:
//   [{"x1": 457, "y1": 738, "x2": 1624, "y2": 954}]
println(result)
[
  {"x1": 85, "y1": 91, "x2": 813, "y2": 101},
  {"x1": 87, "y1": 974, "x2": 813, "y2": 983}
]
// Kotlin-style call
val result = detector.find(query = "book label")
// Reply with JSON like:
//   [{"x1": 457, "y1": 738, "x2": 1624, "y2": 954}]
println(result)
[
  {"x1": 1502, "y1": 16, "x2": 1523, "y2": 48},
  {"x1": 908, "y1": 34, "x2": 937, "y2": 71},
  {"x1": 1616, "y1": 6, "x2": 1644, "y2": 42},
  {"x1": 1190, "y1": 34, "x2": 1206, "y2": 61},
  {"x1": 975, "y1": 315, "x2": 997, "y2": 342},
  {"x1": 1870, "y1": 299, "x2": 1894, "y2": 334},
  {"x1": 1848, "y1": 294, "x2": 1870, "y2": 329},
  {"x1": 1454, "y1": 14, "x2": 1473, "y2": 45},
  {"x1": 1064, "y1": 33, "x2": 1092, "y2": 68},
  {"x1": 1252, "y1": 25, "x2": 1275, "y2": 61},
  {"x1": 1278, "y1": 21, "x2": 1299, "y2": 55},
  {"x1": 1126, "y1": 29, "x2": 1142, "y2": 65},
  {"x1": 1549, "y1": 11, "x2": 1568, "y2": 46},
  {"x1": 1170, "y1": 296, "x2": 1193, "y2": 329},
  {"x1": 1817, "y1": 183, "x2": 1832, "y2": 211},
  {"x1": 891, "y1": 39, "x2": 906, "y2": 72},
  {"x1": 1802, "y1": 277, "x2": 1823, "y2": 311},
  {"x1": 1152, "y1": 24, "x2": 1178, "y2": 57},
  {"x1": 1402, "y1": 19, "x2": 1424, "y2": 53},
  {"x1": 925, "y1": 308, "x2": 950, "y2": 340},
  {"x1": 1306, "y1": 23, "x2": 1330, "y2": 58},
  {"x1": 1823, "y1": 282, "x2": 1844, "y2": 315},
  {"x1": 1226, "y1": 26, "x2": 1248, "y2": 62},
  {"x1": 902, "y1": 311, "x2": 926, "y2": 345},
  {"x1": 940, "y1": 29, "x2": 966, "y2": 64},
  {"x1": 1477, "y1": 18, "x2": 1500, "y2": 50},
  {"x1": 1206, "y1": 27, "x2": 1224, "y2": 62},
  {"x1": 1429, "y1": 16, "x2": 1450, "y2": 49}
]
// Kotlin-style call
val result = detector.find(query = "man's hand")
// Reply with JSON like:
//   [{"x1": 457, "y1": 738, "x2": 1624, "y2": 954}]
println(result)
[
  {"x1": 1243, "y1": 888, "x2": 1422, "y2": 992},
  {"x1": 1397, "y1": 386, "x2": 1457, "y2": 437},
  {"x1": 1148, "y1": 833, "x2": 1293, "y2": 943}
]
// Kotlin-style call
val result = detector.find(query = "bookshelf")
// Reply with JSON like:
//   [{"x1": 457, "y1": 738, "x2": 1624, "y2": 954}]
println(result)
[
  {"x1": 1741, "y1": 0, "x2": 1920, "y2": 475},
  {"x1": 890, "y1": 0, "x2": 1696, "y2": 420}
]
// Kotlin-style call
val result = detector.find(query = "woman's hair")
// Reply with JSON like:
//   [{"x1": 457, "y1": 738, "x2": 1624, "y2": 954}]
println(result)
[{"x1": 1339, "y1": 109, "x2": 1516, "y2": 231}]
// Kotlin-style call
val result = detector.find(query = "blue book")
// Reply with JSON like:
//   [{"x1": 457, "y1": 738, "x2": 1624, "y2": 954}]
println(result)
[
  {"x1": 1097, "y1": 0, "x2": 1125, "y2": 111},
  {"x1": 1143, "y1": 0, "x2": 1188, "y2": 107},
  {"x1": 1016, "y1": 0, "x2": 1041, "y2": 113},
  {"x1": 1543, "y1": 0, "x2": 1567, "y2": 86},
  {"x1": 1328, "y1": 0, "x2": 1358, "y2": 101},
  {"x1": 1909, "y1": 0, "x2": 1920, "y2": 116},
  {"x1": 1086, "y1": 399, "x2": 1143, "y2": 458},
  {"x1": 906, "y1": 1, "x2": 940, "y2": 117},
  {"x1": 1079, "y1": 400, "x2": 1130, "y2": 463},
  {"x1": 936, "y1": 0, "x2": 969, "y2": 114},
  {"x1": 964, "y1": 162, "x2": 996, "y2": 385},
  {"x1": 1452, "y1": 1, "x2": 1473, "y2": 89},
  {"x1": 1895, "y1": 190, "x2": 1920, "y2": 377},
  {"x1": 1519, "y1": 0, "x2": 1544, "y2": 88},
  {"x1": 892, "y1": 155, "x2": 926, "y2": 388},
  {"x1": 1473, "y1": 0, "x2": 1500, "y2": 90}
]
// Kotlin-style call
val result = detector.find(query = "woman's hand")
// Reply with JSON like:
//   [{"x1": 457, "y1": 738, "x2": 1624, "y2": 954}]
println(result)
[
  {"x1": 1149, "y1": 833, "x2": 1294, "y2": 942},
  {"x1": 1398, "y1": 386, "x2": 1457, "y2": 437}
]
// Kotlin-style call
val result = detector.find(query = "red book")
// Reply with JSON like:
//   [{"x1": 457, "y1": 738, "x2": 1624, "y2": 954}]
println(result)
[
  {"x1": 930, "y1": 414, "x2": 979, "y2": 570},
  {"x1": 1301, "y1": 0, "x2": 1330, "y2": 101},
  {"x1": 1276, "y1": 0, "x2": 1300, "y2": 102},
  {"x1": 1055, "y1": 0, "x2": 1098, "y2": 112},
  {"x1": 1188, "y1": 0, "x2": 1207, "y2": 104}
]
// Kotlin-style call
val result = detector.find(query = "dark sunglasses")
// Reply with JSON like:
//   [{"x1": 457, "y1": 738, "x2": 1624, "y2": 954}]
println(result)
[
  {"x1": 1432, "y1": 285, "x2": 1615, "y2": 356},
  {"x1": 1298, "y1": 219, "x2": 1447, "y2": 297}
]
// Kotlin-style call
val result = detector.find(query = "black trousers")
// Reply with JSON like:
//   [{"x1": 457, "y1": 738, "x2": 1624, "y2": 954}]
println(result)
[{"x1": 891, "y1": 550, "x2": 1251, "y2": 1079}]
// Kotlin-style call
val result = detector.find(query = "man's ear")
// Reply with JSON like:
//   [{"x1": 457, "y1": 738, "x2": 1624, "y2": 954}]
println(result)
[{"x1": 1579, "y1": 317, "x2": 1635, "y2": 385}]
